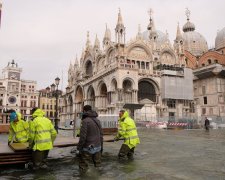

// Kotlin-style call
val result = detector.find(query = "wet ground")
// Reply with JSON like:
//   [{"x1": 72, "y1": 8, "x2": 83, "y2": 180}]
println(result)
[{"x1": 1, "y1": 128, "x2": 225, "y2": 180}]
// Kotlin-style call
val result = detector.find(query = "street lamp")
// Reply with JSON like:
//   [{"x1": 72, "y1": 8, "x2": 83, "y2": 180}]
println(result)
[{"x1": 51, "y1": 77, "x2": 60, "y2": 133}]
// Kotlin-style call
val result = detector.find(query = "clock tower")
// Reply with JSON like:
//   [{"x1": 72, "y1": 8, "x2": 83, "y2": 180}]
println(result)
[
  {"x1": 0, "y1": 60, "x2": 39, "y2": 120},
  {"x1": 1, "y1": 60, "x2": 22, "y2": 111}
]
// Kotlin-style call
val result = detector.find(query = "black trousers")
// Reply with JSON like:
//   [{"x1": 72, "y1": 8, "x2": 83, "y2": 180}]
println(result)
[
  {"x1": 78, "y1": 151, "x2": 101, "y2": 172},
  {"x1": 32, "y1": 150, "x2": 49, "y2": 168},
  {"x1": 118, "y1": 144, "x2": 135, "y2": 160}
]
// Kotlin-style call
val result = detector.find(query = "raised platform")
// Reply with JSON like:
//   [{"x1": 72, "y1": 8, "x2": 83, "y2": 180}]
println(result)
[
  {"x1": 0, "y1": 134, "x2": 116, "y2": 165},
  {"x1": 0, "y1": 124, "x2": 10, "y2": 133}
]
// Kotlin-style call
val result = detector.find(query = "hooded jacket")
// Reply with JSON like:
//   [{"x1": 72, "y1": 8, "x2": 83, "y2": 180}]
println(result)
[
  {"x1": 77, "y1": 110, "x2": 103, "y2": 151},
  {"x1": 29, "y1": 109, "x2": 57, "y2": 151},
  {"x1": 8, "y1": 112, "x2": 29, "y2": 143},
  {"x1": 115, "y1": 111, "x2": 140, "y2": 148}
]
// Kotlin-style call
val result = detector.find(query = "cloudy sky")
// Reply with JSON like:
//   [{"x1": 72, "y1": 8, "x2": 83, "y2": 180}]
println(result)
[{"x1": 0, "y1": 0, "x2": 224, "y2": 90}]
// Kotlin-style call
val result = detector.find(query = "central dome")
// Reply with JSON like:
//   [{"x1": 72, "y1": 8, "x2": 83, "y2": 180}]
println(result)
[{"x1": 142, "y1": 30, "x2": 168, "y2": 45}]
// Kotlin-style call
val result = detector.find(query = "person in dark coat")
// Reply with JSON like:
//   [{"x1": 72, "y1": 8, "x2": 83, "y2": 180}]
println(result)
[
  {"x1": 77, "y1": 105, "x2": 103, "y2": 173},
  {"x1": 204, "y1": 117, "x2": 210, "y2": 131}
]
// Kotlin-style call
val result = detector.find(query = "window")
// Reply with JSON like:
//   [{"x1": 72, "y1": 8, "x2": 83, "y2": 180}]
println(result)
[
  {"x1": 141, "y1": 62, "x2": 145, "y2": 69},
  {"x1": 204, "y1": 96, "x2": 207, "y2": 104},
  {"x1": 189, "y1": 102, "x2": 195, "y2": 113},
  {"x1": 146, "y1": 62, "x2": 149, "y2": 69},
  {"x1": 167, "y1": 99, "x2": 176, "y2": 108},
  {"x1": 208, "y1": 59, "x2": 211, "y2": 64},
  {"x1": 202, "y1": 108, "x2": 206, "y2": 115}
]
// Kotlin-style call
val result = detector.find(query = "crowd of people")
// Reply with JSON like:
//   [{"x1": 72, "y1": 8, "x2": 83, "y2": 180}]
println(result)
[{"x1": 7, "y1": 105, "x2": 140, "y2": 173}]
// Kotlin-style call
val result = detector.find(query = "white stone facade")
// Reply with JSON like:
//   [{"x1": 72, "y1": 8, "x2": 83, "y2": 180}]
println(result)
[{"x1": 60, "y1": 10, "x2": 196, "y2": 124}]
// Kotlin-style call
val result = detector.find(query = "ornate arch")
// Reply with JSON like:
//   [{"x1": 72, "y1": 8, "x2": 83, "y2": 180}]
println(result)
[
  {"x1": 127, "y1": 43, "x2": 153, "y2": 61},
  {"x1": 160, "y1": 48, "x2": 176, "y2": 65},
  {"x1": 96, "y1": 55, "x2": 105, "y2": 71},
  {"x1": 75, "y1": 85, "x2": 84, "y2": 103},
  {"x1": 97, "y1": 80, "x2": 108, "y2": 96},
  {"x1": 198, "y1": 51, "x2": 225, "y2": 66},
  {"x1": 110, "y1": 77, "x2": 118, "y2": 92},
  {"x1": 138, "y1": 78, "x2": 160, "y2": 103},
  {"x1": 122, "y1": 77, "x2": 135, "y2": 90}
]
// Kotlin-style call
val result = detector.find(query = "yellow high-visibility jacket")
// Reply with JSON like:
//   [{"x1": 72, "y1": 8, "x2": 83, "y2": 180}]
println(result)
[
  {"x1": 29, "y1": 109, "x2": 57, "y2": 151},
  {"x1": 115, "y1": 111, "x2": 140, "y2": 148},
  {"x1": 8, "y1": 112, "x2": 29, "y2": 143}
]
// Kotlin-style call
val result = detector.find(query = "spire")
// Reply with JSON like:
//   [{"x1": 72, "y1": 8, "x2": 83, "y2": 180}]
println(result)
[
  {"x1": 86, "y1": 31, "x2": 91, "y2": 50},
  {"x1": 117, "y1": 8, "x2": 123, "y2": 26},
  {"x1": 176, "y1": 23, "x2": 182, "y2": 40},
  {"x1": 136, "y1": 24, "x2": 142, "y2": 39},
  {"x1": 147, "y1": 8, "x2": 157, "y2": 41},
  {"x1": 183, "y1": 8, "x2": 195, "y2": 32},
  {"x1": 185, "y1": 7, "x2": 191, "y2": 21},
  {"x1": 165, "y1": 30, "x2": 171, "y2": 45},
  {"x1": 115, "y1": 8, "x2": 126, "y2": 44},
  {"x1": 104, "y1": 24, "x2": 111, "y2": 40},
  {"x1": 94, "y1": 34, "x2": 100, "y2": 49},
  {"x1": 147, "y1": 8, "x2": 156, "y2": 31},
  {"x1": 74, "y1": 54, "x2": 79, "y2": 67}
]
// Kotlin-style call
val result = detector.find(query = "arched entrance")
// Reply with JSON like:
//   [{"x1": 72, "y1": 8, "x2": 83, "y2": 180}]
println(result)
[
  {"x1": 87, "y1": 86, "x2": 95, "y2": 108},
  {"x1": 75, "y1": 86, "x2": 84, "y2": 113}
]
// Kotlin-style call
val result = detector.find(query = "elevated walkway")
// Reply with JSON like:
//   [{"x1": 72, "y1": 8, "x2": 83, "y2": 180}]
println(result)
[{"x1": 0, "y1": 134, "x2": 115, "y2": 165}]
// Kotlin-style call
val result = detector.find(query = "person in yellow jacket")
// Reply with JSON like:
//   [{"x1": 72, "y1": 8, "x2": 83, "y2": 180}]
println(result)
[
  {"x1": 8, "y1": 111, "x2": 29, "y2": 145},
  {"x1": 114, "y1": 110, "x2": 140, "y2": 160},
  {"x1": 29, "y1": 107, "x2": 57, "y2": 169}
]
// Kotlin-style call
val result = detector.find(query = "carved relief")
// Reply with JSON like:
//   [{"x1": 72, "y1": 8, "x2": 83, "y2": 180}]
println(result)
[
  {"x1": 128, "y1": 47, "x2": 149, "y2": 60},
  {"x1": 161, "y1": 52, "x2": 175, "y2": 65}
]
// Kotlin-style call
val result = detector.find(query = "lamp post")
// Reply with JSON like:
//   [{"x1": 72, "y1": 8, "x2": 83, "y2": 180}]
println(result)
[{"x1": 51, "y1": 77, "x2": 60, "y2": 133}]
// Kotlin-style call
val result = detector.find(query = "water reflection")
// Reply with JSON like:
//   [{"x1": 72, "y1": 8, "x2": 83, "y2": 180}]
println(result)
[{"x1": 1, "y1": 128, "x2": 225, "y2": 179}]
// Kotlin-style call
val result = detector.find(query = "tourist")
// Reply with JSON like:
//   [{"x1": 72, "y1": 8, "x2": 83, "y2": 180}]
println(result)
[{"x1": 77, "y1": 105, "x2": 103, "y2": 173}]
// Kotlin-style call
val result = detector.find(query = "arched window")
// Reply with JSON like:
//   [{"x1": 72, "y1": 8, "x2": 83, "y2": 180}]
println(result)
[{"x1": 138, "y1": 81, "x2": 156, "y2": 102}]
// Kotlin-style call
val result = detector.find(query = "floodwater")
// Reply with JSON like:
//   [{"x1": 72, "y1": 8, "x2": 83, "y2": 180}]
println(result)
[{"x1": 1, "y1": 128, "x2": 225, "y2": 180}]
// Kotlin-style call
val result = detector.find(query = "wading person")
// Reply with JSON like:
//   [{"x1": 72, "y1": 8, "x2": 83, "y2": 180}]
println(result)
[
  {"x1": 8, "y1": 111, "x2": 29, "y2": 145},
  {"x1": 204, "y1": 117, "x2": 210, "y2": 131},
  {"x1": 77, "y1": 105, "x2": 103, "y2": 173},
  {"x1": 114, "y1": 110, "x2": 140, "y2": 160},
  {"x1": 29, "y1": 108, "x2": 57, "y2": 170}
]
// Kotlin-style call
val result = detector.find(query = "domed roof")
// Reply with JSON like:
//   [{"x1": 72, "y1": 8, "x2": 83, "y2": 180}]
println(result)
[
  {"x1": 182, "y1": 8, "x2": 208, "y2": 56},
  {"x1": 215, "y1": 27, "x2": 225, "y2": 50},
  {"x1": 183, "y1": 21, "x2": 195, "y2": 32},
  {"x1": 142, "y1": 30, "x2": 168, "y2": 45},
  {"x1": 183, "y1": 31, "x2": 208, "y2": 56}
]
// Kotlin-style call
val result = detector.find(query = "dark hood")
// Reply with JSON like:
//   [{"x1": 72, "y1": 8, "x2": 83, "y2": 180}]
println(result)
[{"x1": 82, "y1": 110, "x2": 98, "y2": 120}]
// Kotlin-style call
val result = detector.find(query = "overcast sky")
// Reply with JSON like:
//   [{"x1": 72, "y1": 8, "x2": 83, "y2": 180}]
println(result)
[{"x1": 0, "y1": 0, "x2": 224, "y2": 90}]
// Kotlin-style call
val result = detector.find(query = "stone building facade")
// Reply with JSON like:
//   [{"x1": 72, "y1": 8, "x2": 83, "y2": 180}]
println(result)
[
  {"x1": 60, "y1": 9, "x2": 204, "y2": 124},
  {"x1": 0, "y1": 60, "x2": 39, "y2": 121}
]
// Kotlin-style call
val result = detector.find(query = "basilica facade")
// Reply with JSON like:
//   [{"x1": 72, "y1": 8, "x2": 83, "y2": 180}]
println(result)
[{"x1": 60, "y1": 9, "x2": 225, "y2": 124}]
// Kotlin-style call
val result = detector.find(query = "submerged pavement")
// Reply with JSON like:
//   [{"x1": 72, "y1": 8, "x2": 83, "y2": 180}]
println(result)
[{"x1": 1, "y1": 128, "x2": 225, "y2": 179}]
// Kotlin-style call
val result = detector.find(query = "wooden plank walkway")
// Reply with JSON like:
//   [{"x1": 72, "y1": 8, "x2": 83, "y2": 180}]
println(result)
[{"x1": 0, "y1": 135, "x2": 116, "y2": 165}]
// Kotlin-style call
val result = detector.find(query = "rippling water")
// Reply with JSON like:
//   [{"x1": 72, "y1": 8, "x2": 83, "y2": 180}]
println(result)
[{"x1": 1, "y1": 129, "x2": 225, "y2": 179}]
